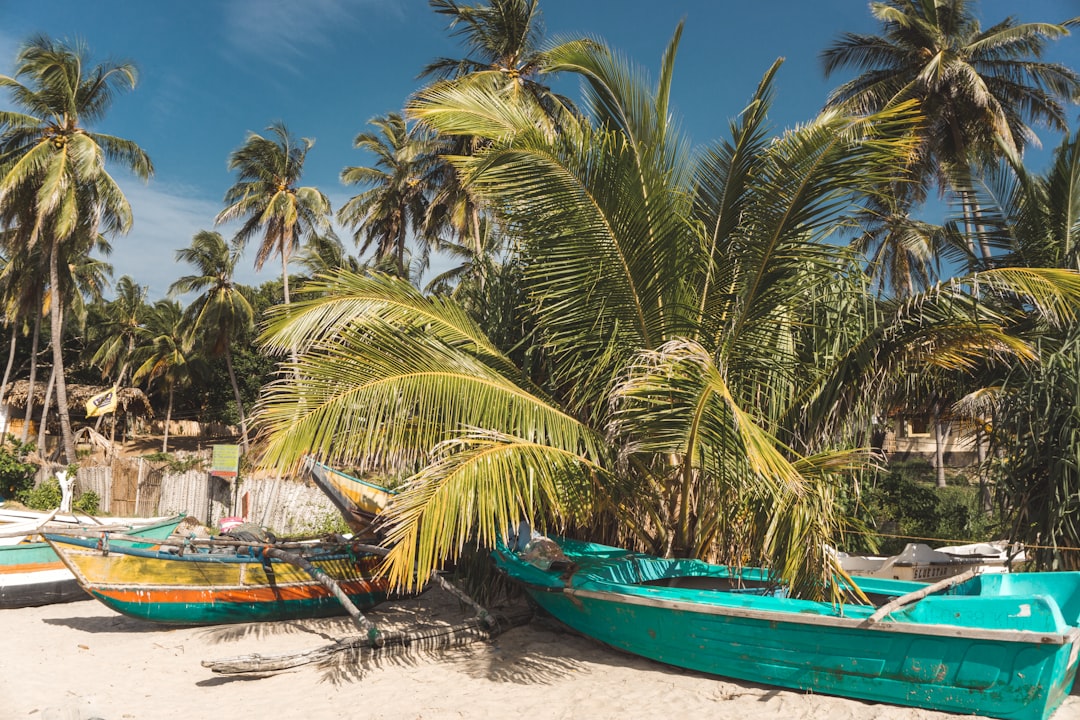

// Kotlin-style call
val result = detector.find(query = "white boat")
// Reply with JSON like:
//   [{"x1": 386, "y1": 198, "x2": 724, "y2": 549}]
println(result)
[
  {"x1": 839, "y1": 541, "x2": 1025, "y2": 582},
  {"x1": 0, "y1": 504, "x2": 177, "y2": 545},
  {"x1": 0, "y1": 513, "x2": 186, "y2": 608}
]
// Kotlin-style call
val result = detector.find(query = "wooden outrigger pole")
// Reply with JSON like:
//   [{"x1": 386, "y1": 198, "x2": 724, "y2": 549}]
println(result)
[{"x1": 202, "y1": 568, "x2": 531, "y2": 676}]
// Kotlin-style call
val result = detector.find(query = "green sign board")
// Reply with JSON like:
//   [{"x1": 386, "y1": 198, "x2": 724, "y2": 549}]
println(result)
[{"x1": 210, "y1": 444, "x2": 240, "y2": 478}]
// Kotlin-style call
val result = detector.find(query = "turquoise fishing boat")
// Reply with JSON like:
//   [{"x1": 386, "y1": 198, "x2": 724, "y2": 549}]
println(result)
[{"x1": 493, "y1": 533, "x2": 1080, "y2": 720}]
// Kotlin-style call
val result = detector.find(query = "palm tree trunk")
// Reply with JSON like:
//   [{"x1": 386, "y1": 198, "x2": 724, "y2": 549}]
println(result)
[
  {"x1": 162, "y1": 385, "x2": 174, "y2": 453},
  {"x1": 280, "y1": 230, "x2": 292, "y2": 306},
  {"x1": 20, "y1": 298, "x2": 41, "y2": 444},
  {"x1": 976, "y1": 424, "x2": 991, "y2": 513},
  {"x1": 933, "y1": 403, "x2": 947, "y2": 488},
  {"x1": 0, "y1": 323, "x2": 18, "y2": 438},
  {"x1": 36, "y1": 364, "x2": 55, "y2": 454},
  {"x1": 281, "y1": 230, "x2": 300, "y2": 371},
  {"x1": 48, "y1": 242, "x2": 76, "y2": 463},
  {"x1": 224, "y1": 344, "x2": 249, "y2": 451}
]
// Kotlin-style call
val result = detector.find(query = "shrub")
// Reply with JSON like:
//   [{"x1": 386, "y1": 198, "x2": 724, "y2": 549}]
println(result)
[
  {"x1": 0, "y1": 437, "x2": 38, "y2": 501},
  {"x1": 74, "y1": 490, "x2": 100, "y2": 515},
  {"x1": 143, "y1": 452, "x2": 205, "y2": 473},
  {"x1": 18, "y1": 478, "x2": 62, "y2": 510},
  {"x1": 848, "y1": 459, "x2": 1004, "y2": 555}
]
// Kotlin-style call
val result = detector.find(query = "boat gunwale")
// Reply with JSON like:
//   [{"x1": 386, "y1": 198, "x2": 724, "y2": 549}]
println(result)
[
  {"x1": 562, "y1": 584, "x2": 1080, "y2": 646},
  {"x1": 45, "y1": 535, "x2": 371, "y2": 565},
  {"x1": 309, "y1": 460, "x2": 398, "y2": 496}
]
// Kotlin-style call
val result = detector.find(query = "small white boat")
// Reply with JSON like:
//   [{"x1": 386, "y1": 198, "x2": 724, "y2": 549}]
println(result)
[
  {"x1": 839, "y1": 541, "x2": 1026, "y2": 582},
  {"x1": 0, "y1": 513, "x2": 186, "y2": 608},
  {"x1": 0, "y1": 505, "x2": 176, "y2": 545}
]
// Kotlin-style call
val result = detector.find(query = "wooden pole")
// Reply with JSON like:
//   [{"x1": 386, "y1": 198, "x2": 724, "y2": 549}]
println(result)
[
  {"x1": 867, "y1": 568, "x2": 979, "y2": 623},
  {"x1": 262, "y1": 546, "x2": 378, "y2": 636}
]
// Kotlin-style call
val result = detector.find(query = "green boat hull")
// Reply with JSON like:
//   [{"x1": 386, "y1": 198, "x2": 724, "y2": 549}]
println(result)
[
  {"x1": 89, "y1": 589, "x2": 386, "y2": 625},
  {"x1": 494, "y1": 537, "x2": 1080, "y2": 720}
]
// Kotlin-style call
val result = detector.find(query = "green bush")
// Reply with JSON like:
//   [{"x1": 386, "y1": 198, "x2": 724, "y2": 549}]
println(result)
[
  {"x1": 18, "y1": 478, "x2": 62, "y2": 510},
  {"x1": 143, "y1": 452, "x2": 204, "y2": 473},
  {"x1": 74, "y1": 490, "x2": 100, "y2": 515},
  {"x1": 848, "y1": 459, "x2": 1003, "y2": 555},
  {"x1": 287, "y1": 509, "x2": 351, "y2": 537},
  {"x1": 17, "y1": 476, "x2": 100, "y2": 515},
  {"x1": 0, "y1": 437, "x2": 38, "y2": 501}
]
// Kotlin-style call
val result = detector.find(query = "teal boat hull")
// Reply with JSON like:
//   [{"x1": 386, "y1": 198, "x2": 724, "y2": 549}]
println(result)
[{"x1": 494, "y1": 537, "x2": 1080, "y2": 720}]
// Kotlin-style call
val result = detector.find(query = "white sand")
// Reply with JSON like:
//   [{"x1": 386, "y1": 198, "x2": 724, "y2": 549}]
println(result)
[{"x1": 1, "y1": 591, "x2": 1077, "y2": 720}]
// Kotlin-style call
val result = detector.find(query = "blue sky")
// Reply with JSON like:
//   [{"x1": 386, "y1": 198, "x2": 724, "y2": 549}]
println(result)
[{"x1": 2, "y1": 0, "x2": 1077, "y2": 298}]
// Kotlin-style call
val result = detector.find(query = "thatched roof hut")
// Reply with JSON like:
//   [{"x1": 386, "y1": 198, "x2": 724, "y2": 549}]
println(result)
[{"x1": 1, "y1": 380, "x2": 154, "y2": 418}]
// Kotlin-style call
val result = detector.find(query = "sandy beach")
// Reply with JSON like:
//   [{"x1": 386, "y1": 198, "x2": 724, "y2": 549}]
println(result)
[{"x1": 2, "y1": 589, "x2": 1078, "y2": 720}]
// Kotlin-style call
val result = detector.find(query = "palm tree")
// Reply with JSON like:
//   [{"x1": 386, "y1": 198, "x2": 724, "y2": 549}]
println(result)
[
  {"x1": 968, "y1": 133, "x2": 1080, "y2": 567},
  {"x1": 338, "y1": 113, "x2": 437, "y2": 277},
  {"x1": 132, "y1": 300, "x2": 203, "y2": 453},
  {"x1": 822, "y1": 0, "x2": 1080, "y2": 265},
  {"x1": 217, "y1": 122, "x2": 332, "y2": 306},
  {"x1": 418, "y1": 1, "x2": 596, "y2": 268},
  {"x1": 422, "y1": 0, "x2": 582, "y2": 118},
  {"x1": 294, "y1": 233, "x2": 364, "y2": 279},
  {"x1": 169, "y1": 231, "x2": 255, "y2": 451},
  {"x1": 0, "y1": 35, "x2": 153, "y2": 463},
  {"x1": 89, "y1": 276, "x2": 149, "y2": 389},
  {"x1": 0, "y1": 238, "x2": 44, "y2": 437},
  {"x1": 253, "y1": 30, "x2": 1080, "y2": 599}
]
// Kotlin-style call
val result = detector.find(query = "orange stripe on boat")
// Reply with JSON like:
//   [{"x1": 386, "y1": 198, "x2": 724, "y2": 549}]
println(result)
[
  {"x1": 0, "y1": 561, "x2": 65, "y2": 574},
  {"x1": 93, "y1": 578, "x2": 388, "y2": 604}
]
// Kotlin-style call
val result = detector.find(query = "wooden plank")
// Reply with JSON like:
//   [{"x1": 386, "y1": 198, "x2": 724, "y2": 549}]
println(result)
[{"x1": 867, "y1": 568, "x2": 979, "y2": 622}]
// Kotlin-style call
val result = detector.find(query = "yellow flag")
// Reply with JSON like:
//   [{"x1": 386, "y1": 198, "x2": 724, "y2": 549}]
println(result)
[{"x1": 85, "y1": 386, "x2": 119, "y2": 418}]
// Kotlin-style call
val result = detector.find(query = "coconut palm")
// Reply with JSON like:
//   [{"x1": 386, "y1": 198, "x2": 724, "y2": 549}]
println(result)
[
  {"x1": 965, "y1": 133, "x2": 1080, "y2": 567},
  {"x1": 217, "y1": 122, "x2": 332, "y2": 305},
  {"x1": 0, "y1": 236, "x2": 45, "y2": 436},
  {"x1": 822, "y1": 0, "x2": 1080, "y2": 264},
  {"x1": 169, "y1": 231, "x2": 255, "y2": 450},
  {"x1": 422, "y1": 0, "x2": 581, "y2": 117},
  {"x1": 0, "y1": 35, "x2": 153, "y2": 463},
  {"x1": 132, "y1": 300, "x2": 204, "y2": 453},
  {"x1": 294, "y1": 233, "x2": 364, "y2": 279},
  {"x1": 253, "y1": 32, "x2": 1080, "y2": 599},
  {"x1": 338, "y1": 113, "x2": 439, "y2": 277},
  {"x1": 88, "y1": 276, "x2": 149, "y2": 388},
  {"x1": 419, "y1": 1, "x2": 598, "y2": 266}
]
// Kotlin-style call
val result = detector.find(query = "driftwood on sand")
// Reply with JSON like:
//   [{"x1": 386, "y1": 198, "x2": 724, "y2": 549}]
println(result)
[
  {"x1": 201, "y1": 561, "x2": 533, "y2": 676},
  {"x1": 127, "y1": 532, "x2": 532, "y2": 677},
  {"x1": 202, "y1": 606, "x2": 534, "y2": 675}
]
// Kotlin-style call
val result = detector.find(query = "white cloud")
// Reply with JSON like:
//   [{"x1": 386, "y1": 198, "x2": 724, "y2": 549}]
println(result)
[
  {"x1": 220, "y1": 0, "x2": 402, "y2": 75},
  {"x1": 106, "y1": 177, "x2": 276, "y2": 300}
]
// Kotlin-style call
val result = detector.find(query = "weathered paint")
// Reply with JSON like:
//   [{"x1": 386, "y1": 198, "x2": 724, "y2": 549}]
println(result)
[
  {"x1": 48, "y1": 536, "x2": 388, "y2": 625},
  {"x1": 494, "y1": 538, "x2": 1080, "y2": 720},
  {"x1": 306, "y1": 462, "x2": 395, "y2": 528},
  {"x1": 0, "y1": 516, "x2": 184, "y2": 608}
]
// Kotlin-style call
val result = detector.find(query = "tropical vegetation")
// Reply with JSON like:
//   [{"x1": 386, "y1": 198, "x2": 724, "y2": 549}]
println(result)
[{"x1": 0, "y1": 0, "x2": 1077, "y2": 595}]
